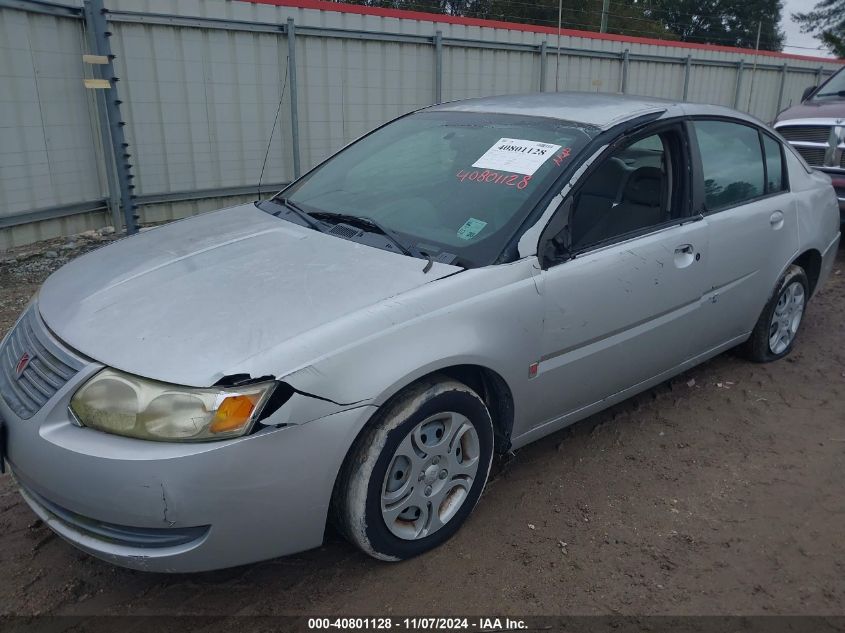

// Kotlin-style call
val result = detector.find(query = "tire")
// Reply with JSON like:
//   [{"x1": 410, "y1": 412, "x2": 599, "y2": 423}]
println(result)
[
  {"x1": 743, "y1": 264, "x2": 809, "y2": 363},
  {"x1": 333, "y1": 376, "x2": 494, "y2": 561}
]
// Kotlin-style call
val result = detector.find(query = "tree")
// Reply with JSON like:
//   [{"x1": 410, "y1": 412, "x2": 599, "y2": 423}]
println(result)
[
  {"x1": 639, "y1": 0, "x2": 785, "y2": 51},
  {"x1": 793, "y1": 0, "x2": 845, "y2": 58},
  {"x1": 345, "y1": 0, "x2": 671, "y2": 38},
  {"x1": 337, "y1": 0, "x2": 781, "y2": 50}
]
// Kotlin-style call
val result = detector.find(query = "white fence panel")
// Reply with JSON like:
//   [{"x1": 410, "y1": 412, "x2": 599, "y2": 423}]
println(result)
[
  {"x1": 111, "y1": 22, "x2": 294, "y2": 196},
  {"x1": 0, "y1": 7, "x2": 103, "y2": 217},
  {"x1": 1, "y1": 0, "x2": 842, "y2": 248}
]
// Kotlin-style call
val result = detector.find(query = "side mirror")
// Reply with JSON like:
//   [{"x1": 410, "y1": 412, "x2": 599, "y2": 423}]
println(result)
[
  {"x1": 539, "y1": 197, "x2": 574, "y2": 269},
  {"x1": 802, "y1": 85, "x2": 817, "y2": 101}
]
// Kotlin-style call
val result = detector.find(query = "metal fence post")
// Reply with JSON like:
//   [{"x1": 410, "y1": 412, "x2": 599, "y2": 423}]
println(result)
[
  {"x1": 539, "y1": 41, "x2": 547, "y2": 92},
  {"x1": 286, "y1": 18, "x2": 301, "y2": 180},
  {"x1": 82, "y1": 42, "x2": 121, "y2": 230},
  {"x1": 82, "y1": 0, "x2": 138, "y2": 234},
  {"x1": 776, "y1": 63, "x2": 787, "y2": 113},
  {"x1": 682, "y1": 55, "x2": 691, "y2": 100},
  {"x1": 620, "y1": 49, "x2": 629, "y2": 94},
  {"x1": 434, "y1": 30, "x2": 443, "y2": 104},
  {"x1": 733, "y1": 59, "x2": 745, "y2": 109}
]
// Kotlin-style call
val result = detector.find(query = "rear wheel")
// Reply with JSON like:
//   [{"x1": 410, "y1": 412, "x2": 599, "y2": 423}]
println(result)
[
  {"x1": 744, "y1": 265, "x2": 809, "y2": 362},
  {"x1": 334, "y1": 377, "x2": 494, "y2": 561}
]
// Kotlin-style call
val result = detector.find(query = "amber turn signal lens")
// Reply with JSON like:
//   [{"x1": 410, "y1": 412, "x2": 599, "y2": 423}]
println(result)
[{"x1": 209, "y1": 394, "x2": 259, "y2": 434}]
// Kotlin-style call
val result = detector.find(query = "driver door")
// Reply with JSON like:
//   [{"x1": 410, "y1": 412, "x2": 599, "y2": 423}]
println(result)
[{"x1": 525, "y1": 124, "x2": 710, "y2": 432}]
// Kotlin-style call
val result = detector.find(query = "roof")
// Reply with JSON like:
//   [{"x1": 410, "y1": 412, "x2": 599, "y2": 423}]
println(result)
[
  {"x1": 431, "y1": 92, "x2": 767, "y2": 130},
  {"x1": 429, "y1": 92, "x2": 693, "y2": 129}
]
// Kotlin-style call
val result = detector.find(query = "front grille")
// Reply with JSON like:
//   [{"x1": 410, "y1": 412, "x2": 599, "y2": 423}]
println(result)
[
  {"x1": 777, "y1": 125, "x2": 832, "y2": 143},
  {"x1": 794, "y1": 146, "x2": 828, "y2": 167},
  {"x1": 0, "y1": 306, "x2": 84, "y2": 419}
]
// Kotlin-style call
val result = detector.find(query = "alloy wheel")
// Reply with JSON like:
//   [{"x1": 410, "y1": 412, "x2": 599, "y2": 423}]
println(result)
[{"x1": 768, "y1": 280, "x2": 805, "y2": 355}]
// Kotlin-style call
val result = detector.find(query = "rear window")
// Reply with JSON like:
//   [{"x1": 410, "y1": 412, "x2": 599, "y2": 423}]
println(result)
[
  {"x1": 762, "y1": 133, "x2": 786, "y2": 194},
  {"x1": 694, "y1": 120, "x2": 765, "y2": 211},
  {"x1": 280, "y1": 111, "x2": 597, "y2": 266}
]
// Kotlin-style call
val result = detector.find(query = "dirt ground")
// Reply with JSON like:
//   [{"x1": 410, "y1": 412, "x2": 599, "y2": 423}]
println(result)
[{"x1": 0, "y1": 233, "x2": 843, "y2": 622}]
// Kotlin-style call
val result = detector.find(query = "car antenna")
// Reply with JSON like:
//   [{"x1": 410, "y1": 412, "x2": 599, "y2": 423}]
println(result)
[{"x1": 257, "y1": 57, "x2": 290, "y2": 201}]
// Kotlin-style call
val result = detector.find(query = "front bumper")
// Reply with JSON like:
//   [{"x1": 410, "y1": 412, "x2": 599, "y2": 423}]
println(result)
[{"x1": 1, "y1": 357, "x2": 372, "y2": 572}]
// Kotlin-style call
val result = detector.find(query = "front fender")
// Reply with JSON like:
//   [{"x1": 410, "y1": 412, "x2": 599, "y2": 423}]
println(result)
[{"x1": 280, "y1": 258, "x2": 543, "y2": 425}]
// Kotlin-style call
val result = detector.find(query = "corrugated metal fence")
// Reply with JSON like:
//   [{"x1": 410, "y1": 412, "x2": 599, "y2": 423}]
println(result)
[{"x1": 1, "y1": 0, "x2": 842, "y2": 249}]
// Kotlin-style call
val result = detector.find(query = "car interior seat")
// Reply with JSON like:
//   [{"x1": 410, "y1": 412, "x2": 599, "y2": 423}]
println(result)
[
  {"x1": 574, "y1": 165, "x2": 666, "y2": 248},
  {"x1": 570, "y1": 157, "x2": 631, "y2": 247}
]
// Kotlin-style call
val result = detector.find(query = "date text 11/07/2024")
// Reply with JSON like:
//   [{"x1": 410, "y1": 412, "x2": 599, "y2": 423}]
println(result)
[{"x1": 307, "y1": 617, "x2": 529, "y2": 630}]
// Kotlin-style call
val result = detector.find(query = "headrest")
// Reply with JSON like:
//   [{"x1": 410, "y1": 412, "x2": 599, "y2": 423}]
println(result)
[
  {"x1": 622, "y1": 167, "x2": 663, "y2": 206},
  {"x1": 581, "y1": 157, "x2": 628, "y2": 197}
]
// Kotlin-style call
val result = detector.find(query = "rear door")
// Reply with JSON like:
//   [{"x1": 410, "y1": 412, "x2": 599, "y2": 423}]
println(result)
[{"x1": 688, "y1": 120, "x2": 799, "y2": 354}]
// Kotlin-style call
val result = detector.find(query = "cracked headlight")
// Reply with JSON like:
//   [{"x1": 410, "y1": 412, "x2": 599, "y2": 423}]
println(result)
[{"x1": 70, "y1": 368, "x2": 275, "y2": 442}]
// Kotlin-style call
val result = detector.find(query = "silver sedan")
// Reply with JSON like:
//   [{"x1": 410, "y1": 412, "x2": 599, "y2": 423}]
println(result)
[{"x1": 0, "y1": 93, "x2": 840, "y2": 572}]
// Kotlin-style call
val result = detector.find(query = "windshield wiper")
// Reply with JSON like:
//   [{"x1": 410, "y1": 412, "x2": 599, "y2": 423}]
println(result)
[
  {"x1": 815, "y1": 90, "x2": 845, "y2": 97},
  {"x1": 309, "y1": 211, "x2": 433, "y2": 271},
  {"x1": 271, "y1": 198, "x2": 323, "y2": 231}
]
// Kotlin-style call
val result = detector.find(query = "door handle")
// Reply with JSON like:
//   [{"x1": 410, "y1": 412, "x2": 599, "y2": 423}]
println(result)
[
  {"x1": 770, "y1": 210, "x2": 784, "y2": 228},
  {"x1": 674, "y1": 244, "x2": 696, "y2": 268}
]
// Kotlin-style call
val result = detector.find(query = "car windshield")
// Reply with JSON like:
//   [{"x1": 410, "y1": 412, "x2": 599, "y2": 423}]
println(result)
[
  {"x1": 275, "y1": 111, "x2": 597, "y2": 267},
  {"x1": 813, "y1": 67, "x2": 845, "y2": 99}
]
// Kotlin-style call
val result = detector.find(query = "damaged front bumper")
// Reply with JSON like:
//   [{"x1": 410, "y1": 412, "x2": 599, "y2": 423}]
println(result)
[{"x1": 1, "y1": 362, "x2": 375, "y2": 572}]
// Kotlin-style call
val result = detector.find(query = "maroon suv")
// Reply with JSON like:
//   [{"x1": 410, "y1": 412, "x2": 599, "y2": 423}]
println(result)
[{"x1": 774, "y1": 66, "x2": 845, "y2": 225}]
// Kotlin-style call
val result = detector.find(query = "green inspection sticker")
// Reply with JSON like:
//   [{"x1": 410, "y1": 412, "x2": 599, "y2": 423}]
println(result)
[{"x1": 457, "y1": 217, "x2": 488, "y2": 240}]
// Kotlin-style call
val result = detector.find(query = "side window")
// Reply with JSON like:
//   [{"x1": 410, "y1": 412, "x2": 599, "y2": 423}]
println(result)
[
  {"x1": 693, "y1": 120, "x2": 765, "y2": 211},
  {"x1": 568, "y1": 132, "x2": 675, "y2": 252},
  {"x1": 761, "y1": 133, "x2": 787, "y2": 194}
]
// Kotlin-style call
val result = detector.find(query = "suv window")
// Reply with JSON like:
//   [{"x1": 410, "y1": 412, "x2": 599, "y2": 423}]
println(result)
[
  {"x1": 568, "y1": 131, "x2": 680, "y2": 251},
  {"x1": 810, "y1": 66, "x2": 845, "y2": 100},
  {"x1": 761, "y1": 133, "x2": 786, "y2": 194},
  {"x1": 693, "y1": 121, "x2": 765, "y2": 210}
]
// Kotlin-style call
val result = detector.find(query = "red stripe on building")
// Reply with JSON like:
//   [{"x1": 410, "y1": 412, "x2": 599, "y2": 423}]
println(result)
[{"x1": 238, "y1": 0, "x2": 843, "y2": 65}]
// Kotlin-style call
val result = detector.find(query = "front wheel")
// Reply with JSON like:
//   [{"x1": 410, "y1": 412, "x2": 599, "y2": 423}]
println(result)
[
  {"x1": 334, "y1": 377, "x2": 494, "y2": 561},
  {"x1": 744, "y1": 264, "x2": 809, "y2": 362}
]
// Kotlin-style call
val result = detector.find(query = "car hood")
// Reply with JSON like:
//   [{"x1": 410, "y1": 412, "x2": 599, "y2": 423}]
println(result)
[
  {"x1": 38, "y1": 204, "x2": 461, "y2": 387},
  {"x1": 776, "y1": 99, "x2": 845, "y2": 122}
]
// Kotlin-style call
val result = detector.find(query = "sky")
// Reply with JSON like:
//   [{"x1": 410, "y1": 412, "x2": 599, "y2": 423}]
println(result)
[{"x1": 780, "y1": 0, "x2": 835, "y2": 58}]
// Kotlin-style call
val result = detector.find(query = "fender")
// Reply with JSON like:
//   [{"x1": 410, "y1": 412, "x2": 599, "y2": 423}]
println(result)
[{"x1": 278, "y1": 257, "x2": 544, "y2": 427}]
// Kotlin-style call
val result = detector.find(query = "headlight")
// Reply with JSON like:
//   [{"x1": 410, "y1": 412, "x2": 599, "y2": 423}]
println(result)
[{"x1": 70, "y1": 368, "x2": 276, "y2": 442}]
